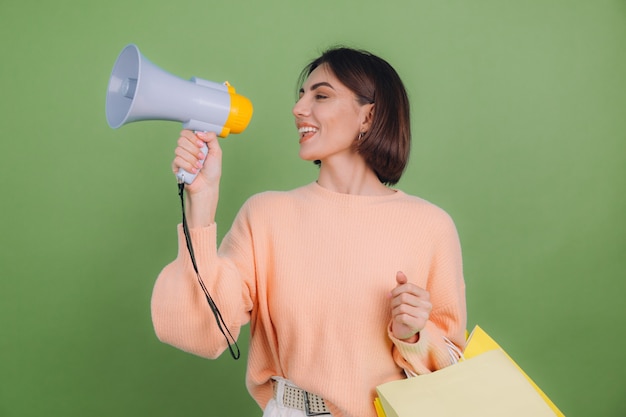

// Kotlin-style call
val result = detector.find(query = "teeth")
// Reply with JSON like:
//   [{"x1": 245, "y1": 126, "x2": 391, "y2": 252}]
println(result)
[{"x1": 298, "y1": 126, "x2": 318, "y2": 133}]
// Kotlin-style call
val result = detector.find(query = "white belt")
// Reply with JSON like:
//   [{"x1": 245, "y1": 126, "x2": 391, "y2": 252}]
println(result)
[{"x1": 272, "y1": 378, "x2": 331, "y2": 416}]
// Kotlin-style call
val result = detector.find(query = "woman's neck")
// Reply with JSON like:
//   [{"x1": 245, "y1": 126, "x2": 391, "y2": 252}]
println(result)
[{"x1": 316, "y1": 159, "x2": 394, "y2": 196}]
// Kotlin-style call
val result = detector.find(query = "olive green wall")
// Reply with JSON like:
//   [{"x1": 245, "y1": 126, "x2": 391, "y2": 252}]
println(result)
[{"x1": 1, "y1": 0, "x2": 624, "y2": 416}]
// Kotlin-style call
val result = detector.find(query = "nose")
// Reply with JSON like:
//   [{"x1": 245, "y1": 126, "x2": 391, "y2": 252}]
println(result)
[{"x1": 292, "y1": 96, "x2": 309, "y2": 118}]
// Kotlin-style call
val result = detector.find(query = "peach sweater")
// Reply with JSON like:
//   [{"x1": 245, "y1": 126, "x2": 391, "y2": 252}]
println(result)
[{"x1": 151, "y1": 182, "x2": 466, "y2": 417}]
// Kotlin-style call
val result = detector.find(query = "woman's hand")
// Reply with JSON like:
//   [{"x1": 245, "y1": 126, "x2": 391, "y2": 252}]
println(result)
[
  {"x1": 172, "y1": 130, "x2": 222, "y2": 193},
  {"x1": 389, "y1": 271, "x2": 432, "y2": 343},
  {"x1": 172, "y1": 130, "x2": 222, "y2": 227}
]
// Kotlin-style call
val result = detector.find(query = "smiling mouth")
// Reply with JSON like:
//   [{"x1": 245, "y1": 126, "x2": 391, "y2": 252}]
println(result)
[{"x1": 298, "y1": 126, "x2": 318, "y2": 142}]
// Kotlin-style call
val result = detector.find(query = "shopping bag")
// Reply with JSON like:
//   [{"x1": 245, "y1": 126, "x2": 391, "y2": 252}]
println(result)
[
  {"x1": 375, "y1": 325, "x2": 562, "y2": 417},
  {"x1": 374, "y1": 397, "x2": 387, "y2": 417},
  {"x1": 376, "y1": 349, "x2": 555, "y2": 417},
  {"x1": 463, "y1": 325, "x2": 564, "y2": 416}
]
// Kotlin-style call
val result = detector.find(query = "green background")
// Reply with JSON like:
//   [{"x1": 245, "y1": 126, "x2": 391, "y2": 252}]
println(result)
[{"x1": 1, "y1": 0, "x2": 624, "y2": 416}]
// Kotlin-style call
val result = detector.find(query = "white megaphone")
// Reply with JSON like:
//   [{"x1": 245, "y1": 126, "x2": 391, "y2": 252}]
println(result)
[{"x1": 105, "y1": 44, "x2": 253, "y2": 184}]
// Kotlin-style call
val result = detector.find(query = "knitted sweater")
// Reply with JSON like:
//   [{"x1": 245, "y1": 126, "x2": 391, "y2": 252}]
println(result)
[{"x1": 151, "y1": 182, "x2": 467, "y2": 417}]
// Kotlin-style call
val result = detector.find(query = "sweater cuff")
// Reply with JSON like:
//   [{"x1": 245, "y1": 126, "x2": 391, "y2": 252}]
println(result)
[
  {"x1": 176, "y1": 223, "x2": 218, "y2": 267},
  {"x1": 387, "y1": 321, "x2": 431, "y2": 360}
]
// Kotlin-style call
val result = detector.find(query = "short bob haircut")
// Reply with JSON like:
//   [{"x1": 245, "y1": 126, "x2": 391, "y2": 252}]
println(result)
[{"x1": 297, "y1": 47, "x2": 411, "y2": 185}]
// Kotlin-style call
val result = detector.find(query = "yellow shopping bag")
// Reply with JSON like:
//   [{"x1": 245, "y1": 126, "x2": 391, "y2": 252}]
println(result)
[
  {"x1": 463, "y1": 325, "x2": 564, "y2": 416},
  {"x1": 374, "y1": 325, "x2": 564, "y2": 417}
]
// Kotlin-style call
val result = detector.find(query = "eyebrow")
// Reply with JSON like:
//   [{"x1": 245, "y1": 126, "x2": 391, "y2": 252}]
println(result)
[{"x1": 299, "y1": 81, "x2": 335, "y2": 94}]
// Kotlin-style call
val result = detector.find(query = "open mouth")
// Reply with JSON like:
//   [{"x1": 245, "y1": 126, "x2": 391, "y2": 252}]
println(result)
[{"x1": 298, "y1": 126, "x2": 318, "y2": 142}]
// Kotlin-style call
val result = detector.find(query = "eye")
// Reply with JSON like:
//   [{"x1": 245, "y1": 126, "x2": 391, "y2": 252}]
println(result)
[{"x1": 314, "y1": 88, "x2": 331, "y2": 100}]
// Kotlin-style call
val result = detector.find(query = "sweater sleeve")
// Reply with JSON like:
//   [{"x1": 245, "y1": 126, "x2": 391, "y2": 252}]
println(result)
[
  {"x1": 388, "y1": 210, "x2": 467, "y2": 375},
  {"x1": 151, "y1": 204, "x2": 256, "y2": 359}
]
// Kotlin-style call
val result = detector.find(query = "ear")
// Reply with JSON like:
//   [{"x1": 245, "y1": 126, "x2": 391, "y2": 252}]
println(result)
[{"x1": 359, "y1": 103, "x2": 375, "y2": 133}]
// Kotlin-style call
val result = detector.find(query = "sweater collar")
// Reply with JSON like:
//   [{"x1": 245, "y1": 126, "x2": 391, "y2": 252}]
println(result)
[{"x1": 304, "y1": 181, "x2": 405, "y2": 206}]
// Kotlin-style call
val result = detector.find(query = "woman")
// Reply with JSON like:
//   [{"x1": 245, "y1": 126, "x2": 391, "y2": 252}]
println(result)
[{"x1": 151, "y1": 47, "x2": 467, "y2": 417}]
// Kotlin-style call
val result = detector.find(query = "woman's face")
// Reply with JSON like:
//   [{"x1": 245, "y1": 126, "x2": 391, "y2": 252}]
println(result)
[{"x1": 292, "y1": 64, "x2": 373, "y2": 163}]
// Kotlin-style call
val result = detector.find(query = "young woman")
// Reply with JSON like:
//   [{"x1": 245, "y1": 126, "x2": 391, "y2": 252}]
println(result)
[{"x1": 151, "y1": 47, "x2": 467, "y2": 417}]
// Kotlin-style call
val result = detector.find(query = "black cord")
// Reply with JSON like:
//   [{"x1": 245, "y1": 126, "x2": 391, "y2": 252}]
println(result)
[{"x1": 177, "y1": 182, "x2": 240, "y2": 360}]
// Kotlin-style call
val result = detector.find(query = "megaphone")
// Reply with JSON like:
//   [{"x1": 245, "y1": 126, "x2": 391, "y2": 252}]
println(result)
[{"x1": 105, "y1": 44, "x2": 253, "y2": 184}]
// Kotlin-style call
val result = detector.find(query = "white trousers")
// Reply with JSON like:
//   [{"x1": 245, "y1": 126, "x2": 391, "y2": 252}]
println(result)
[{"x1": 263, "y1": 398, "x2": 309, "y2": 417}]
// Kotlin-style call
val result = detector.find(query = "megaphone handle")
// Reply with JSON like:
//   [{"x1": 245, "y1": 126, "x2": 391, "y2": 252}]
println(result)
[
  {"x1": 176, "y1": 140, "x2": 208, "y2": 185},
  {"x1": 177, "y1": 119, "x2": 221, "y2": 184}
]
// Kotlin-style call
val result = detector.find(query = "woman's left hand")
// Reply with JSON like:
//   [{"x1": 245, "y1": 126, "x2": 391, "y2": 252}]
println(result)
[{"x1": 389, "y1": 271, "x2": 432, "y2": 343}]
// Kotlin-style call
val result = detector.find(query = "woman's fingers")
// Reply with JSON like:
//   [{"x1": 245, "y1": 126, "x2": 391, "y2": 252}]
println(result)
[{"x1": 389, "y1": 271, "x2": 432, "y2": 341}]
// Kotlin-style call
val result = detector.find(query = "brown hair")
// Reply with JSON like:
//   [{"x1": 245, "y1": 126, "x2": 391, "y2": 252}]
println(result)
[{"x1": 298, "y1": 47, "x2": 411, "y2": 185}]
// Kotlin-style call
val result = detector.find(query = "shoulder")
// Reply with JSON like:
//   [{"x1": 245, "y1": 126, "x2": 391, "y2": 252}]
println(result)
[
  {"x1": 393, "y1": 191, "x2": 460, "y2": 236},
  {"x1": 236, "y1": 184, "x2": 313, "y2": 219},
  {"x1": 244, "y1": 185, "x2": 309, "y2": 207},
  {"x1": 397, "y1": 192, "x2": 454, "y2": 219}
]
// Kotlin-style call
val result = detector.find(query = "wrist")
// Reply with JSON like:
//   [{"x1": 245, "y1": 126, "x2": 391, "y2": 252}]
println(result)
[
  {"x1": 186, "y1": 186, "x2": 219, "y2": 228},
  {"x1": 401, "y1": 332, "x2": 420, "y2": 344}
]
